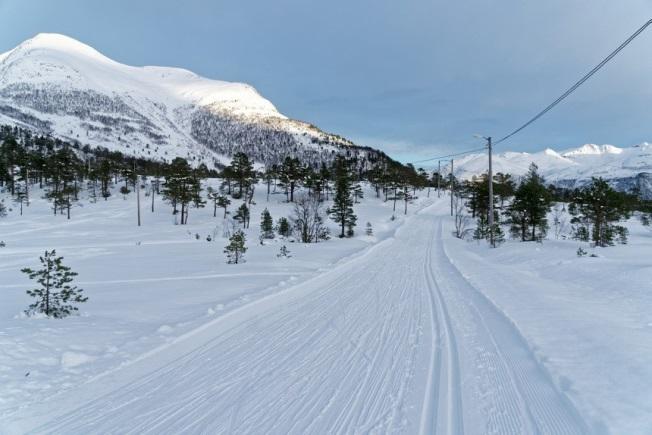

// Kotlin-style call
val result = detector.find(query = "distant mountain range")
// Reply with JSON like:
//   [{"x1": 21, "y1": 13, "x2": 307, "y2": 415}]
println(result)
[
  {"x1": 451, "y1": 143, "x2": 652, "y2": 198},
  {"x1": 0, "y1": 33, "x2": 384, "y2": 168}
]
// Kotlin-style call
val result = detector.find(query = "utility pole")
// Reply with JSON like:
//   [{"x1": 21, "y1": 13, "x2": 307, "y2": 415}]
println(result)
[
  {"x1": 135, "y1": 161, "x2": 141, "y2": 227},
  {"x1": 437, "y1": 160, "x2": 441, "y2": 198},
  {"x1": 487, "y1": 136, "x2": 494, "y2": 248},
  {"x1": 450, "y1": 159, "x2": 454, "y2": 216}
]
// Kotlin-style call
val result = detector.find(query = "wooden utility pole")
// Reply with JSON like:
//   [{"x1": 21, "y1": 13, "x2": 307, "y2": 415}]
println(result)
[
  {"x1": 487, "y1": 137, "x2": 494, "y2": 247},
  {"x1": 437, "y1": 160, "x2": 441, "y2": 198},
  {"x1": 135, "y1": 162, "x2": 141, "y2": 227},
  {"x1": 450, "y1": 159, "x2": 454, "y2": 216}
]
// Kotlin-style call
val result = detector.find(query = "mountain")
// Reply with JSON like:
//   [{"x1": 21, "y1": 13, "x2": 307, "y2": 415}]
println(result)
[
  {"x1": 451, "y1": 142, "x2": 652, "y2": 198},
  {"x1": 0, "y1": 33, "x2": 377, "y2": 167}
]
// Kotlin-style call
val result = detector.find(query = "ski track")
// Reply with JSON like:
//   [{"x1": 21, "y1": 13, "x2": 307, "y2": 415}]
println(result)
[{"x1": 8, "y1": 207, "x2": 590, "y2": 434}]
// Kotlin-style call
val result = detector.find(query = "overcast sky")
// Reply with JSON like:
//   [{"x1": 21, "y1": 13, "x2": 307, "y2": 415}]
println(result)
[{"x1": 0, "y1": 0, "x2": 651, "y2": 163}]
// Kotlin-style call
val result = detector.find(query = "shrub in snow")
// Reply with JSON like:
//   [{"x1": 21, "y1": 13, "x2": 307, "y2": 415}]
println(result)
[
  {"x1": 365, "y1": 222, "x2": 373, "y2": 236},
  {"x1": 576, "y1": 247, "x2": 587, "y2": 257},
  {"x1": 291, "y1": 195, "x2": 329, "y2": 243},
  {"x1": 21, "y1": 250, "x2": 87, "y2": 318},
  {"x1": 277, "y1": 245, "x2": 291, "y2": 258},
  {"x1": 224, "y1": 230, "x2": 247, "y2": 264}
]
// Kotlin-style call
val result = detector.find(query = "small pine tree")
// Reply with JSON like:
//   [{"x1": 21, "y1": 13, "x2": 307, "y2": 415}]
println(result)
[
  {"x1": 260, "y1": 208, "x2": 274, "y2": 239},
  {"x1": 365, "y1": 222, "x2": 373, "y2": 236},
  {"x1": 0, "y1": 200, "x2": 6, "y2": 218},
  {"x1": 224, "y1": 230, "x2": 247, "y2": 264},
  {"x1": 21, "y1": 250, "x2": 87, "y2": 318},
  {"x1": 277, "y1": 217, "x2": 291, "y2": 237}
]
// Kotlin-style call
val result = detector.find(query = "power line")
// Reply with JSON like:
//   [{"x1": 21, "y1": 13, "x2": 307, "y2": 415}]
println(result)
[
  {"x1": 409, "y1": 18, "x2": 652, "y2": 166},
  {"x1": 410, "y1": 146, "x2": 486, "y2": 164},
  {"x1": 494, "y1": 18, "x2": 652, "y2": 146}
]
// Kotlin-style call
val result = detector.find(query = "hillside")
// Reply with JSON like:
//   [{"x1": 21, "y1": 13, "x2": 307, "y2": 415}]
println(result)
[{"x1": 0, "y1": 33, "x2": 378, "y2": 168}]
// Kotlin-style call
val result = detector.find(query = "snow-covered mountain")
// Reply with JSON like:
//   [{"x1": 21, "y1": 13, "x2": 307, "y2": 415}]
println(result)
[
  {"x1": 451, "y1": 142, "x2": 652, "y2": 197},
  {"x1": 0, "y1": 33, "x2": 370, "y2": 167}
]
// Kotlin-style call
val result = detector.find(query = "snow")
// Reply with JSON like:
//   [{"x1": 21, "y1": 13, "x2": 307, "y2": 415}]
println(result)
[
  {"x1": 0, "y1": 187, "x2": 650, "y2": 433},
  {"x1": 0, "y1": 181, "x2": 433, "y2": 429},
  {"x1": 0, "y1": 33, "x2": 283, "y2": 119}
]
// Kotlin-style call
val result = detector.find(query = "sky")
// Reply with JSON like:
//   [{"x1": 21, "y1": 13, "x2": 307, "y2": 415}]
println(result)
[{"x1": 0, "y1": 0, "x2": 651, "y2": 163}]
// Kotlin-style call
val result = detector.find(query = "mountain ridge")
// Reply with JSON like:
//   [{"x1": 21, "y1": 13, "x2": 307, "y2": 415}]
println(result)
[
  {"x1": 450, "y1": 142, "x2": 652, "y2": 197},
  {"x1": 0, "y1": 33, "x2": 379, "y2": 168}
]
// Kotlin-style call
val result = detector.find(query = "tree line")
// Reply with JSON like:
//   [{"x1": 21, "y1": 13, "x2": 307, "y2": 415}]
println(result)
[{"x1": 453, "y1": 163, "x2": 645, "y2": 248}]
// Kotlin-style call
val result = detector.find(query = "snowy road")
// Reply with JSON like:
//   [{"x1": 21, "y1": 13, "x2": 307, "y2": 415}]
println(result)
[{"x1": 6, "y1": 207, "x2": 589, "y2": 434}]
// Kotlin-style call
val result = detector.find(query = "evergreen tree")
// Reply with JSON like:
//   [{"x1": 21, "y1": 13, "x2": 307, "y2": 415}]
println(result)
[
  {"x1": 365, "y1": 222, "x2": 373, "y2": 236},
  {"x1": 224, "y1": 230, "x2": 247, "y2": 264},
  {"x1": 97, "y1": 159, "x2": 113, "y2": 200},
  {"x1": 161, "y1": 158, "x2": 204, "y2": 224},
  {"x1": 329, "y1": 157, "x2": 357, "y2": 237},
  {"x1": 207, "y1": 186, "x2": 219, "y2": 217},
  {"x1": 228, "y1": 152, "x2": 255, "y2": 199},
  {"x1": 506, "y1": 164, "x2": 552, "y2": 241},
  {"x1": 217, "y1": 194, "x2": 231, "y2": 218},
  {"x1": 260, "y1": 208, "x2": 274, "y2": 239},
  {"x1": 21, "y1": 250, "x2": 87, "y2": 318},
  {"x1": 234, "y1": 203, "x2": 250, "y2": 228},
  {"x1": 279, "y1": 157, "x2": 303, "y2": 202},
  {"x1": 569, "y1": 177, "x2": 630, "y2": 247},
  {"x1": 277, "y1": 217, "x2": 291, "y2": 237}
]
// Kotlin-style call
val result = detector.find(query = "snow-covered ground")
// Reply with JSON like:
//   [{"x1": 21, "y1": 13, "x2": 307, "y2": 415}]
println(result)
[
  {"x1": 0, "y1": 182, "x2": 434, "y2": 428},
  {"x1": 1, "y1": 186, "x2": 650, "y2": 434}
]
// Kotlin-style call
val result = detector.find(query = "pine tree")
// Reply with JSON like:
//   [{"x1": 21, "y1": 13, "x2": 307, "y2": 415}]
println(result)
[
  {"x1": 260, "y1": 208, "x2": 274, "y2": 239},
  {"x1": 277, "y1": 217, "x2": 291, "y2": 237},
  {"x1": 279, "y1": 157, "x2": 303, "y2": 202},
  {"x1": 161, "y1": 158, "x2": 205, "y2": 224},
  {"x1": 224, "y1": 230, "x2": 247, "y2": 264},
  {"x1": 569, "y1": 177, "x2": 630, "y2": 247},
  {"x1": 365, "y1": 222, "x2": 373, "y2": 236},
  {"x1": 207, "y1": 186, "x2": 219, "y2": 217},
  {"x1": 234, "y1": 203, "x2": 250, "y2": 228},
  {"x1": 21, "y1": 250, "x2": 87, "y2": 318},
  {"x1": 217, "y1": 194, "x2": 231, "y2": 218},
  {"x1": 228, "y1": 152, "x2": 255, "y2": 199},
  {"x1": 97, "y1": 159, "x2": 113, "y2": 200},
  {"x1": 506, "y1": 164, "x2": 552, "y2": 241},
  {"x1": 329, "y1": 157, "x2": 357, "y2": 237}
]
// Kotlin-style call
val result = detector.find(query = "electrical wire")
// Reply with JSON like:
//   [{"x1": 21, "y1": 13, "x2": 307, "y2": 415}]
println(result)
[
  {"x1": 409, "y1": 18, "x2": 652, "y2": 164},
  {"x1": 410, "y1": 146, "x2": 486, "y2": 164},
  {"x1": 494, "y1": 18, "x2": 652, "y2": 145}
]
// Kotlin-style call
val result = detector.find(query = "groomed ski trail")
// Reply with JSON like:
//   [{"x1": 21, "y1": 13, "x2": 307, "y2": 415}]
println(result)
[{"x1": 4, "y1": 205, "x2": 589, "y2": 434}]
